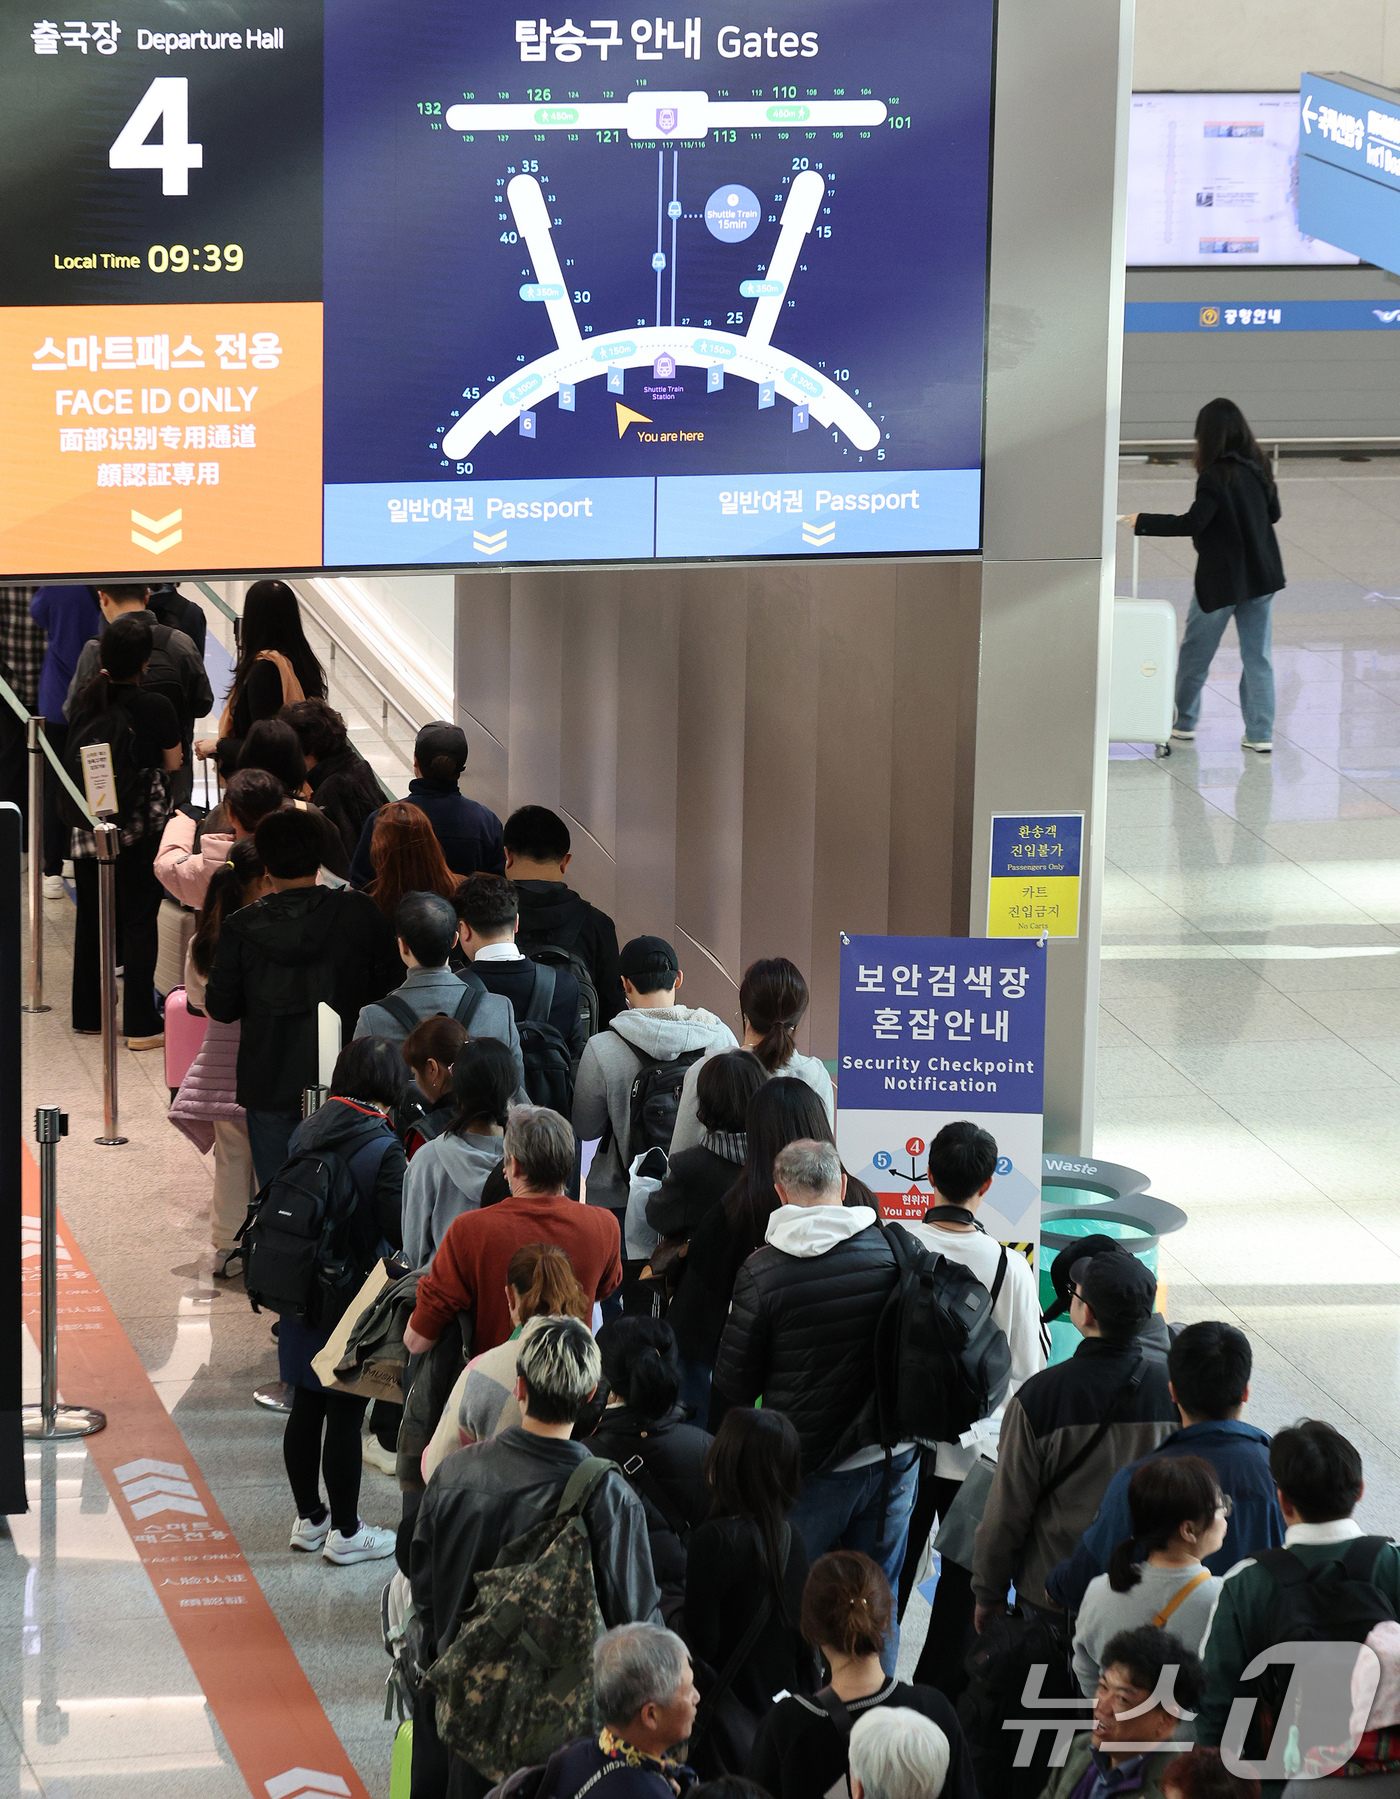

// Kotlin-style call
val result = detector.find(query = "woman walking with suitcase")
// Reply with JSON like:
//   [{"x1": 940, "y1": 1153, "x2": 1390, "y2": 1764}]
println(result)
[{"x1": 1129, "y1": 397, "x2": 1286, "y2": 753}]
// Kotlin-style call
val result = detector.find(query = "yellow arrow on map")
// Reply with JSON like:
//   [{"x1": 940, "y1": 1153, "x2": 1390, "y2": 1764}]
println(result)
[{"x1": 615, "y1": 403, "x2": 652, "y2": 439}]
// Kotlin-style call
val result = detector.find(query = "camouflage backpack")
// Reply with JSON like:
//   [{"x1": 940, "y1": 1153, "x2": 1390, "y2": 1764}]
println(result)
[{"x1": 426, "y1": 1456, "x2": 614, "y2": 1780}]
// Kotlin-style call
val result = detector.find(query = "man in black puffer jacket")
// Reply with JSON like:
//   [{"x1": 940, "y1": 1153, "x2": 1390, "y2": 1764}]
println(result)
[{"x1": 711, "y1": 1139, "x2": 915, "y2": 1675}]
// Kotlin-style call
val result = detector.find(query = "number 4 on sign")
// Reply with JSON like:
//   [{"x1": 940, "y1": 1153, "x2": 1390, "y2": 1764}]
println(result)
[{"x1": 110, "y1": 78, "x2": 203, "y2": 195}]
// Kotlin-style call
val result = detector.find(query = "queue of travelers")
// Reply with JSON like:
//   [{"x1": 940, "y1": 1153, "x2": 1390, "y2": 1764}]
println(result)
[{"x1": 23, "y1": 574, "x2": 1389, "y2": 1799}]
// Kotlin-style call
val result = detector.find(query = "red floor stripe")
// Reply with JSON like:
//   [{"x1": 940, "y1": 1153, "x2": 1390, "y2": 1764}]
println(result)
[{"x1": 20, "y1": 1148, "x2": 374, "y2": 1799}]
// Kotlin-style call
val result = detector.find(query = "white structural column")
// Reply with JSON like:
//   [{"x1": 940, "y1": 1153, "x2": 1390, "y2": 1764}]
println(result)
[{"x1": 971, "y1": 0, "x2": 1135, "y2": 1152}]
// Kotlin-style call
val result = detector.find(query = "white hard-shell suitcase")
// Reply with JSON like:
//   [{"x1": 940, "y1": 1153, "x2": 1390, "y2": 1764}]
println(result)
[{"x1": 1110, "y1": 597, "x2": 1178, "y2": 753}]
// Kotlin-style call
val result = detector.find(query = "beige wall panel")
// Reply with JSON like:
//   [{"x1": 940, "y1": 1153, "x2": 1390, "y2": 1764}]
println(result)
[
  {"x1": 559, "y1": 578, "x2": 620, "y2": 865},
  {"x1": 505, "y1": 577, "x2": 562, "y2": 815},
  {"x1": 615, "y1": 583, "x2": 681, "y2": 947},
  {"x1": 808, "y1": 567, "x2": 898, "y2": 1060},
  {"x1": 740, "y1": 574, "x2": 820, "y2": 1053},
  {"x1": 456, "y1": 559, "x2": 979, "y2": 1070},
  {"x1": 674, "y1": 579, "x2": 748, "y2": 986},
  {"x1": 453, "y1": 571, "x2": 512, "y2": 821}
]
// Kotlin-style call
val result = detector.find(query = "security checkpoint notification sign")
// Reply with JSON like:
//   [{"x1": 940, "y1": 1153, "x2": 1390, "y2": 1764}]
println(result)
[{"x1": 835, "y1": 933, "x2": 1046, "y2": 1252}]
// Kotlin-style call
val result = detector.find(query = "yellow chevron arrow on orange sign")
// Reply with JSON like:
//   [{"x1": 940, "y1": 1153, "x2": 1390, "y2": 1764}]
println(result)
[
  {"x1": 615, "y1": 403, "x2": 651, "y2": 439},
  {"x1": 130, "y1": 508, "x2": 182, "y2": 534}
]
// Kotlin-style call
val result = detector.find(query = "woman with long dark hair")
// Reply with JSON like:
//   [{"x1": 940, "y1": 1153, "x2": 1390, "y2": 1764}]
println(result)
[
  {"x1": 1071, "y1": 1455, "x2": 1226, "y2": 1695},
  {"x1": 667, "y1": 1077, "x2": 873, "y2": 1416},
  {"x1": 363, "y1": 800, "x2": 457, "y2": 921},
  {"x1": 1129, "y1": 397, "x2": 1286, "y2": 752},
  {"x1": 670, "y1": 957, "x2": 832, "y2": 1153},
  {"x1": 198, "y1": 579, "x2": 326, "y2": 774},
  {"x1": 169, "y1": 836, "x2": 267, "y2": 1276},
  {"x1": 589, "y1": 1316, "x2": 713, "y2": 1623},
  {"x1": 685, "y1": 1409, "x2": 817, "y2": 1731}
]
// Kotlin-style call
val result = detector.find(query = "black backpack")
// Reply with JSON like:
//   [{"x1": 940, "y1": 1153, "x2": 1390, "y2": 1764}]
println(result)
[
  {"x1": 626, "y1": 1045, "x2": 705, "y2": 1158},
  {"x1": 239, "y1": 1118, "x2": 387, "y2": 1329},
  {"x1": 515, "y1": 963, "x2": 574, "y2": 1110},
  {"x1": 514, "y1": 924, "x2": 600, "y2": 1044},
  {"x1": 1239, "y1": 1538, "x2": 1398, "y2": 1766},
  {"x1": 60, "y1": 696, "x2": 145, "y2": 828},
  {"x1": 873, "y1": 1221, "x2": 1012, "y2": 1449}
]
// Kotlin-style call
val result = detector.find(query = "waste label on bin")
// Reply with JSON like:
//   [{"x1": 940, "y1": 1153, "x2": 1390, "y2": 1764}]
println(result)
[
  {"x1": 836, "y1": 933, "x2": 1046, "y2": 1243},
  {"x1": 987, "y1": 812, "x2": 1083, "y2": 939}
]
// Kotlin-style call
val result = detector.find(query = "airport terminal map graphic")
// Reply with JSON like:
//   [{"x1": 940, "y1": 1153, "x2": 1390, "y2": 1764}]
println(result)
[{"x1": 321, "y1": 0, "x2": 995, "y2": 566}]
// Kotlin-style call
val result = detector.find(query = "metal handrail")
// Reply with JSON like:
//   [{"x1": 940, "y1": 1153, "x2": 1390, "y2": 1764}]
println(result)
[
  {"x1": 193, "y1": 580, "x2": 409, "y2": 802},
  {"x1": 294, "y1": 588, "x2": 423, "y2": 734},
  {"x1": 193, "y1": 578, "x2": 240, "y2": 625},
  {"x1": 197, "y1": 577, "x2": 420, "y2": 734},
  {"x1": 1123, "y1": 435, "x2": 1400, "y2": 448}
]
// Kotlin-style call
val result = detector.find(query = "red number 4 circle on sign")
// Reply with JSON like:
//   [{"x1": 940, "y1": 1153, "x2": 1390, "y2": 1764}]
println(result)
[{"x1": 905, "y1": 1136, "x2": 925, "y2": 1156}]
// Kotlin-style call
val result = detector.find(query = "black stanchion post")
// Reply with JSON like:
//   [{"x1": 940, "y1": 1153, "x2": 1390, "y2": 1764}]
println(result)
[
  {"x1": 94, "y1": 820, "x2": 126, "y2": 1147},
  {"x1": 22, "y1": 1106, "x2": 104, "y2": 1441},
  {"x1": 0, "y1": 802, "x2": 25, "y2": 1509},
  {"x1": 24, "y1": 717, "x2": 48, "y2": 1015}
]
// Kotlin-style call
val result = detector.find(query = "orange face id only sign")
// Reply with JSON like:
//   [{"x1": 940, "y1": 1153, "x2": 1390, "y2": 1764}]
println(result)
[{"x1": 0, "y1": 301, "x2": 322, "y2": 574}]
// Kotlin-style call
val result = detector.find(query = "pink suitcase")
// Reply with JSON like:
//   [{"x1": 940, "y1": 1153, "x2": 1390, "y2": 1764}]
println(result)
[{"x1": 163, "y1": 988, "x2": 208, "y2": 1094}]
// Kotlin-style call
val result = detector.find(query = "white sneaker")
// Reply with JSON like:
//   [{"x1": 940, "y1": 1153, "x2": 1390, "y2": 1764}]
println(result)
[
  {"x1": 289, "y1": 1513, "x2": 331, "y2": 1553},
  {"x1": 42, "y1": 875, "x2": 65, "y2": 899},
  {"x1": 1170, "y1": 727, "x2": 1195, "y2": 743},
  {"x1": 212, "y1": 1245, "x2": 242, "y2": 1279},
  {"x1": 1241, "y1": 737, "x2": 1273, "y2": 753},
  {"x1": 323, "y1": 1522, "x2": 397, "y2": 1565},
  {"x1": 362, "y1": 1437, "x2": 398, "y2": 1475}
]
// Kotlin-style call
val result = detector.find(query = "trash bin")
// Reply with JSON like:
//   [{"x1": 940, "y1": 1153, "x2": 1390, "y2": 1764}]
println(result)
[{"x1": 1039, "y1": 1154, "x2": 1186, "y2": 1365}]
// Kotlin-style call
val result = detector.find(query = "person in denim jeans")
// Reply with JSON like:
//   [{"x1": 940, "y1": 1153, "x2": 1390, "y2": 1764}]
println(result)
[{"x1": 1129, "y1": 398, "x2": 1286, "y2": 754}]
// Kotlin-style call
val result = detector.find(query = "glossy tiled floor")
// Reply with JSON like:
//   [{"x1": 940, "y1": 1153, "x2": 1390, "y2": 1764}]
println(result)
[
  {"x1": 6, "y1": 460, "x2": 1400, "y2": 1791},
  {"x1": 1103, "y1": 457, "x2": 1400, "y2": 1527}
]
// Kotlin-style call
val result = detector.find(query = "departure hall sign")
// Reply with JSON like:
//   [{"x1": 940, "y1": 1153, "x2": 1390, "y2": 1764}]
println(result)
[{"x1": 0, "y1": 0, "x2": 994, "y2": 577}]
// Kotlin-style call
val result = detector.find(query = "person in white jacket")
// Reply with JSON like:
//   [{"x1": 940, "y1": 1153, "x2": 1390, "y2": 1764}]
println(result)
[
  {"x1": 571, "y1": 935, "x2": 736, "y2": 1214},
  {"x1": 901, "y1": 1120, "x2": 1046, "y2": 1698},
  {"x1": 668, "y1": 957, "x2": 832, "y2": 1155}
]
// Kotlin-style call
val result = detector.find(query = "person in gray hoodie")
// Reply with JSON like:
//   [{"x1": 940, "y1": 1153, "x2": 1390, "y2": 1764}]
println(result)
[
  {"x1": 401, "y1": 1038, "x2": 515, "y2": 1268},
  {"x1": 352, "y1": 890, "x2": 526, "y2": 1097},
  {"x1": 572, "y1": 936, "x2": 737, "y2": 1214}
]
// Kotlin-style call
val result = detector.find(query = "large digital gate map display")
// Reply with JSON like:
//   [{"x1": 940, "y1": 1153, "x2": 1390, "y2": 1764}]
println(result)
[{"x1": 0, "y1": 0, "x2": 994, "y2": 575}]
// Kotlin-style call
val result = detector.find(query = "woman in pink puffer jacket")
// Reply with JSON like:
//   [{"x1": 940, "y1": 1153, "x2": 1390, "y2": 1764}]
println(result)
[{"x1": 168, "y1": 838, "x2": 267, "y2": 1276}]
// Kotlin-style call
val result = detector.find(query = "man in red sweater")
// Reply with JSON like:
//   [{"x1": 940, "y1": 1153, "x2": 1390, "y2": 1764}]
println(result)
[{"x1": 404, "y1": 1104, "x2": 622, "y2": 1356}]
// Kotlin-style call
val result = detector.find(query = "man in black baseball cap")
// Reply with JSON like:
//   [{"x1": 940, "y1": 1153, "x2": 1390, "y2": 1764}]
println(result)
[
  {"x1": 348, "y1": 717, "x2": 505, "y2": 886},
  {"x1": 572, "y1": 932, "x2": 736, "y2": 1219},
  {"x1": 617, "y1": 935, "x2": 681, "y2": 992},
  {"x1": 971, "y1": 1236, "x2": 1177, "y2": 1630},
  {"x1": 1067, "y1": 1246, "x2": 1159, "y2": 1338}
]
